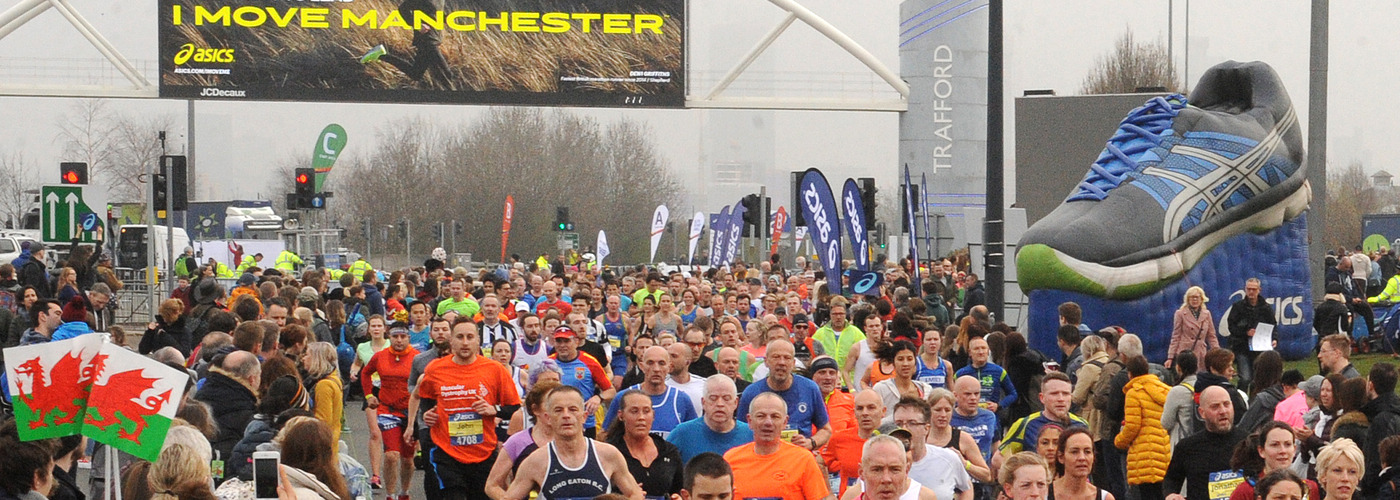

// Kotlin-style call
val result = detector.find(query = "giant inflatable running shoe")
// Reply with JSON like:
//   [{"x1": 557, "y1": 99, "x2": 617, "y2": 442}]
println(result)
[{"x1": 1017, "y1": 61, "x2": 1313, "y2": 360}]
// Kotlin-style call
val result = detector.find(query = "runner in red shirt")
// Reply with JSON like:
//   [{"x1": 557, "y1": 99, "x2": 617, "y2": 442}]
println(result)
[
  {"x1": 361, "y1": 322, "x2": 420, "y2": 500},
  {"x1": 413, "y1": 318, "x2": 523, "y2": 500}
]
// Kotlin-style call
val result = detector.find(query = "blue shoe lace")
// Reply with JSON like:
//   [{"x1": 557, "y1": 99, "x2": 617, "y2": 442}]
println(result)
[{"x1": 1068, "y1": 94, "x2": 1187, "y2": 201}]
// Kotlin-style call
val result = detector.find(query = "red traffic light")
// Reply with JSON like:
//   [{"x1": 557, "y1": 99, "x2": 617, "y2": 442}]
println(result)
[
  {"x1": 59, "y1": 162, "x2": 88, "y2": 184},
  {"x1": 296, "y1": 173, "x2": 310, "y2": 185}
]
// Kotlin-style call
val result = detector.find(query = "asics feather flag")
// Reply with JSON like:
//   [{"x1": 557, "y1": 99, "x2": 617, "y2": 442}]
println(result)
[
  {"x1": 711, "y1": 207, "x2": 729, "y2": 266},
  {"x1": 688, "y1": 212, "x2": 705, "y2": 264},
  {"x1": 921, "y1": 173, "x2": 933, "y2": 261},
  {"x1": 596, "y1": 230, "x2": 610, "y2": 268},
  {"x1": 649, "y1": 205, "x2": 669, "y2": 262},
  {"x1": 904, "y1": 165, "x2": 920, "y2": 290},
  {"x1": 501, "y1": 195, "x2": 514, "y2": 263},
  {"x1": 6, "y1": 336, "x2": 189, "y2": 461},
  {"x1": 842, "y1": 178, "x2": 870, "y2": 271},
  {"x1": 724, "y1": 202, "x2": 746, "y2": 266},
  {"x1": 311, "y1": 124, "x2": 346, "y2": 191},
  {"x1": 799, "y1": 168, "x2": 843, "y2": 295}
]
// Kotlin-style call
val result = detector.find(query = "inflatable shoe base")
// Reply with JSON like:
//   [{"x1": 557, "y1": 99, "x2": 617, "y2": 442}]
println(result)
[{"x1": 1026, "y1": 213, "x2": 1314, "y2": 361}]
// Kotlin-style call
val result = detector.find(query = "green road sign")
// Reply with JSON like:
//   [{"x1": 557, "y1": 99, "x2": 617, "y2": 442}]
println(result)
[
  {"x1": 41, "y1": 185, "x2": 107, "y2": 244},
  {"x1": 557, "y1": 232, "x2": 580, "y2": 251}
]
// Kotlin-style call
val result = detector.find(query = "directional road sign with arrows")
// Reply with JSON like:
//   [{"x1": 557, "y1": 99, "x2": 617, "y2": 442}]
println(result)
[{"x1": 41, "y1": 185, "x2": 107, "y2": 244}]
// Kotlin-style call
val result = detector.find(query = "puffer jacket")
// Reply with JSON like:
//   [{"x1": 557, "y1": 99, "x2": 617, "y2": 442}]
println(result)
[
  {"x1": 227, "y1": 415, "x2": 277, "y2": 481},
  {"x1": 1115, "y1": 373, "x2": 1172, "y2": 485}
]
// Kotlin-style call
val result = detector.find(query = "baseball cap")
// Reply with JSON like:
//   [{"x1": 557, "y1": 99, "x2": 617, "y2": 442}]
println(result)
[
  {"x1": 792, "y1": 314, "x2": 810, "y2": 326},
  {"x1": 875, "y1": 422, "x2": 913, "y2": 447},
  {"x1": 809, "y1": 357, "x2": 839, "y2": 374},
  {"x1": 553, "y1": 326, "x2": 577, "y2": 340},
  {"x1": 1300, "y1": 375, "x2": 1325, "y2": 400}
]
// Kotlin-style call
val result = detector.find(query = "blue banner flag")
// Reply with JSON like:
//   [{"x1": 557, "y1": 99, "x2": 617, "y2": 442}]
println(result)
[
  {"x1": 799, "y1": 168, "x2": 843, "y2": 295},
  {"x1": 842, "y1": 178, "x2": 870, "y2": 271},
  {"x1": 921, "y1": 173, "x2": 933, "y2": 263},
  {"x1": 904, "y1": 165, "x2": 921, "y2": 292},
  {"x1": 711, "y1": 206, "x2": 729, "y2": 266},
  {"x1": 724, "y1": 202, "x2": 747, "y2": 266}
]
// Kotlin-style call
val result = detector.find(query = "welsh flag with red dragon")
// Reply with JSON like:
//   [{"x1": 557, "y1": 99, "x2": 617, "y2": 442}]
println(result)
[{"x1": 5, "y1": 337, "x2": 188, "y2": 461}]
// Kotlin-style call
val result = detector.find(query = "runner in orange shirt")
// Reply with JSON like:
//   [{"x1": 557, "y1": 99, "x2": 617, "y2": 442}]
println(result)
[
  {"x1": 823, "y1": 390, "x2": 886, "y2": 497},
  {"x1": 725, "y1": 392, "x2": 832, "y2": 500},
  {"x1": 411, "y1": 318, "x2": 522, "y2": 500}
]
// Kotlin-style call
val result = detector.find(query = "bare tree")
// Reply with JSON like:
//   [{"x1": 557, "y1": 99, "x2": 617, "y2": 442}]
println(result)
[
  {"x1": 54, "y1": 100, "x2": 180, "y2": 203},
  {"x1": 0, "y1": 151, "x2": 38, "y2": 228},
  {"x1": 1081, "y1": 30, "x2": 1182, "y2": 95},
  {"x1": 1324, "y1": 161, "x2": 1386, "y2": 251},
  {"x1": 337, "y1": 108, "x2": 686, "y2": 264}
]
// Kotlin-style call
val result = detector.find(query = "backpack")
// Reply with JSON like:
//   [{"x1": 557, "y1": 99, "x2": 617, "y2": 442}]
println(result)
[
  {"x1": 0, "y1": 288, "x2": 15, "y2": 315},
  {"x1": 1181, "y1": 381, "x2": 1204, "y2": 437},
  {"x1": 336, "y1": 304, "x2": 359, "y2": 379}
]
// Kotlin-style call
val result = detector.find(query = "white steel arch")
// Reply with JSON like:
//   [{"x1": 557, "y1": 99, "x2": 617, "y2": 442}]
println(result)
[
  {"x1": 0, "y1": 0, "x2": 155, "y2": 98},
  {"x1": 687, "y1": 0, "x2": 908, "y2": 112}
]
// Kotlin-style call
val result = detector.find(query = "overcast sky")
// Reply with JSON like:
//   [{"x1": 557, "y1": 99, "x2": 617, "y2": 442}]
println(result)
[{"x1": 0, "y1": 0, "x2": 1389, "y2": 210}]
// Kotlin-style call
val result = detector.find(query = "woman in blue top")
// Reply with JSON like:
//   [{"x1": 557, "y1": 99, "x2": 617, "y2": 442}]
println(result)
[
  {"x1": 916, "y1": 321, "x2": 955, "y2": 389},
  {"x1": 678, "y1": 288, "x2": 700, "y2": 326}
]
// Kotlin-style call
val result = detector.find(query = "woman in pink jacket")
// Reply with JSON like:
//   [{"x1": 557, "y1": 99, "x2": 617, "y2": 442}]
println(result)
[{"x1": 1166, "y1": 286, "x2": 1217, "y2": 370}]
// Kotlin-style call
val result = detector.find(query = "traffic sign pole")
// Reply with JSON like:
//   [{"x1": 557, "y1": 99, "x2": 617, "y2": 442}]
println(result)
[{"x1": 166, "y1": 158, "x2": 176, "y2": 296}]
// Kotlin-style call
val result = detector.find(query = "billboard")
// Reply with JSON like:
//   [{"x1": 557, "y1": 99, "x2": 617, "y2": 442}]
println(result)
[{"x1": 158, "y1": 0, "x2": 685, "y2": 108}]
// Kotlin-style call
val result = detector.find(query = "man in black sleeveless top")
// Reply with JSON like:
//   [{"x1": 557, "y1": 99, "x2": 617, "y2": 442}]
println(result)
[{"x1": 505, "y1": 386, "x2": 643, "y2": 500}]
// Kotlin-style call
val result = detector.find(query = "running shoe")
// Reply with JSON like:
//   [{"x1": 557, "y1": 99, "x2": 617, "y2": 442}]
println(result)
[
  {"x1": 1016, "y1": 61, "x2": 1309, "y2": 299},
  {"x1": 371, "y1": 475, "x2": 382, "y2": 490},
  {"x1": 360, "y1": 44, "x2": 386, "y2": 64}
]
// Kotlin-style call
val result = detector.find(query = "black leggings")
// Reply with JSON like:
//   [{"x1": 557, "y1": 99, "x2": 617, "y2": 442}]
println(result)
[{"x1": 382, "y1": 32, "x2": 452, "y2": 86}]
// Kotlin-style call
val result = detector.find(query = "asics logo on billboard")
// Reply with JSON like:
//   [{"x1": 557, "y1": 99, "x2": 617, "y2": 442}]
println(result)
[
  {"x1": 1142, "y1": 107, "x2": 1298, "y2": 242},
  {"x1": 174, "y1": 43, "x2": 235, "y2": 65}
]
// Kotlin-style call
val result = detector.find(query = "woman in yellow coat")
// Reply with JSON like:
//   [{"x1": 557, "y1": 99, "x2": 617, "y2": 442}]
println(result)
[{"x1": 1114, "y1": 355, "x2": 1171, "y2": 499}]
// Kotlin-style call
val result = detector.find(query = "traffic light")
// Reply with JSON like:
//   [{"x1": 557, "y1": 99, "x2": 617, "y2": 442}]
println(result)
[
  {"x1": 453, "y1": 220, "x2": 463, "y2": 236},
  {"x1": 362, "y1": 220, "x2": 372, "y2": 240},
  {"x1": 875, "y1": 222, "x2": 888, "y2": 249},
  {"x1": 859, "y1": 177, "x2": 877, "y2": 225},
  {"x1": 901, "y1": 183, "x2": 922, "y2": 229},
  {"x1": 293, "y1": 168, "x2": 315, "y2": 209},
  {"x1": 161, "y1": 155, "x2": 189, "y2": 211},
  {"x1": 433, "y1": 222, "x2": 444, "y2": 240},
  {"x1": 60, "y1": 162, "x2": 88, "y2": 185},
  {"x1": 398, "y1": 219, "x2": 408, "y2": 239},
  {"x1": 740, "y1": 194, "x2": 762, "y2": 237},
  {"x1": 555, "y1": 207, "x2": 573, "y2": 231},
  {"x1": 152, "y1": 171, "x2": 168, "y2": 210},
  {"x1": 790, "y1": 172, "x2": 805, "y2": 227}
]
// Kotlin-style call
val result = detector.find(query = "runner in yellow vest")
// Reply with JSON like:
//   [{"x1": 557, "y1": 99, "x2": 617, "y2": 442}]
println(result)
[{"x1": 275, "y1": 249, "x2": 303, "y2": 273}]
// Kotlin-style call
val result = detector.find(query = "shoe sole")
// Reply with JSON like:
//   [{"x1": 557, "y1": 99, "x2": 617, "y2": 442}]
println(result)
[{"x1": 1018, "y1": 180, "x2": 1311, "y2": 299}]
